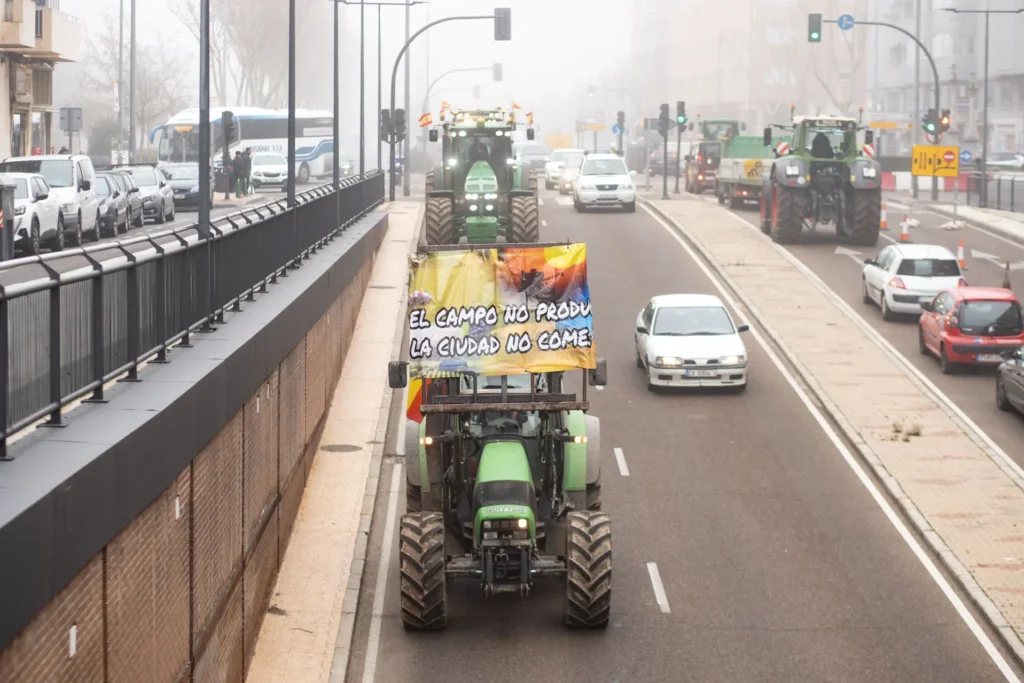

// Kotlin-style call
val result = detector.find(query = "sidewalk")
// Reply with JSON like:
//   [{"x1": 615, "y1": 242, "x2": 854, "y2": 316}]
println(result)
[
  {"x1": 213, "y1": 193, "x2": 280, "y2": 209},
  {"x1": 885, "y1": 193, "x2": 1024, "y2": 245},
  {"x1": 245, "y1": 202, "x2": 419, "y2": 683},
  {"x1": 643, "y1": 194, "x2": 1024, "y2": 664}
]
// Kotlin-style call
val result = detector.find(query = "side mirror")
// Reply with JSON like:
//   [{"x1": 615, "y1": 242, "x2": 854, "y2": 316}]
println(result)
[
  {"x1": 428, "y1": 129, "x2": 438, "y2": 142},
  {"x1": 129, "y1": 187, "x2": 139, "y2": 193},
  {"x1": 387, "y1": 360, "x2": 408, "y2": 389},
  {"x1": 863, "y1": 258, "x2": 874, "y2": 265},
  {"x1": 864, "y1": 130, "x2": 874, "y2": 145},
  {"x1": 741, "y1": 122, "x2": 747, "y2": 131},
  {"x1": 79, "y1": 179, "x2": 91, "y2": 191},
  {"x1": 526, "y1": 128, "x2": 535, "y2": 141},
  {"x1": 636, "y1": 325, "x2": 647, "y2": 334},
  {"x1": 762, "y1": 127, "x2": 772, "y2": 147},
  {"x1": 920, "y1": 301, "x2": 932, "y2": 312},
  {"x1": 737, "y1": 324, "x2": 750, "y2": 333},
  {"x1": 34, "y1": 191, "x2": 48, "y2": 201},
  {"x1": 588, "y1": 358, "x2": 607, "y2": 387}
]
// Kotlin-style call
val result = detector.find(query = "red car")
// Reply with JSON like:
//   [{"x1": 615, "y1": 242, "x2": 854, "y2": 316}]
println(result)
[{"x1": 919, "y1": 286, "x2": 1024, "y2": 374}]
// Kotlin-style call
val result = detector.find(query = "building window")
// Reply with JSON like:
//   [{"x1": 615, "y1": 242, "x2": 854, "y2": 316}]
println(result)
[
  {"x1": 31, "y1": 111, "x2": 50, "y2": 154},
  {"x1": 889, "y1": 43, "x2": 906, "y2": 66},
  {"x1": 32, "y1": 68, "x2": 52, "y2": 107},
  {"x1": 11, "y1": 113, "x2": 25, "y2": 156}
]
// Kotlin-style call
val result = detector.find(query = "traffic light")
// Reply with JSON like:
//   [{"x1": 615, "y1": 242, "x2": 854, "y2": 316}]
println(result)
[
  {"x1": 394, "y1": 109, "x2": 407, "y2": 142},
  {"x1": 658, "y1": 103, "x2": 670, "y2": 136},
  {"x1": 221, "y1": 111, "x2": 236, "y2": 145},
  {"x1": 494, "y1": 8, "x2": 511, "y2": 40},
  {"x1": 616, "y1": 110, "x2": 625, "y2": 129},
  {"x1": 676, "y1": 101, "x2": 687, "y2": 125},
  {"x1": 939, "y1": 108, "x2": 951, "y2": 133},
  {"x1": 493, "y1": 63, "x2": 503, "y2": 82},
  {"x1": 379, "y1": 109, "x2": 391, "y2": 141},
  {"x1": 808, "y1": 13, "x2": 822, "y2": 42},
  {"x1": 921, "y1": 107, "x2": 937, "y2": 134}
]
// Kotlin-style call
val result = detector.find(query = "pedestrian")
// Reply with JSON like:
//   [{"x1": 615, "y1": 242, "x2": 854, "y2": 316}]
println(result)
[
  {"x1": 58, "y1": 145, "x2": 69, "y2": 154},
  {"x1": 233, "y1": 151, "x2": 243, "y2": 197},
  {"x1": 241, "y1": 147, "x2": 253, "y2": 196}
]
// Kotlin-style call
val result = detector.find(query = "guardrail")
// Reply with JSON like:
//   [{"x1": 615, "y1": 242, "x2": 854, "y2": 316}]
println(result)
[
  {"x1": 0, "y1": 171, "x2": 385, "y2": 458},
  {"x1": 963, "y1": 171, "x2": 1024, "y2": 214}
]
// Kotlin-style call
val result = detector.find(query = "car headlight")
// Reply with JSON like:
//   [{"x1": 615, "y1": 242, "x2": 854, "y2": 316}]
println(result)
[
  {"x1": 785, "y1": 165, "x2": 800, "y2": 177},
  {"x1": 14, "y1": 206, "x2": 25, "y2": 216},
  {"x1": 580, "y1": 182, "x2": 596, "y2": 190},
  {"x1": 465, "y1": 193, "x2": 479, "y2": 200},
  {"x1": 720, "y1": 354, "x2": 746, "y2": 365},
  {"x1": 862, "y1": 167, "x2": 877, "y2": 178},
  {"x1": 655, "y1": 356, "x2": 682, "y2": 367},
  {"x1": 190, "y1": 185, "x2": 200, "y2": 193}
]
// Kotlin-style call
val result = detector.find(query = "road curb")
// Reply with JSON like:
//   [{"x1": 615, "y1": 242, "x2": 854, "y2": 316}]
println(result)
[
  {"x1": 328, "y1": 202, "x2": 421, "y2": 683},
  {"x1": 639, "y1": 195, "x2": 1024, "y2": 668}
]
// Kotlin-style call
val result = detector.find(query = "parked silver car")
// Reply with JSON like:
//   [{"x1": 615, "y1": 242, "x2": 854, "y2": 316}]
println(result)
[{"x1": 996, "y1": 346, "x2": 1024, "y2": 415}]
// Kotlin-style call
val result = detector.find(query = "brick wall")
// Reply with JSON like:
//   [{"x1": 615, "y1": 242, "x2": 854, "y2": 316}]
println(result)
[{"x1": 0, "y1": 254, "x2": 378, "y2": 683}]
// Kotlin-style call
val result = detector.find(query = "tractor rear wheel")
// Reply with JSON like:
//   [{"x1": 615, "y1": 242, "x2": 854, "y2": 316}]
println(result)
[
  {"x1": 716, "y1": 182, "x2": 727, "y2": 204},
  {"x1": 527, "y1": 169, "x2": 539, "y2": 193},
  {"x1": 770, "y1": 184, "x2": 804, "y2": 245},
  {"x1": 849, "y1": 189, "x2": 881, "y2": 247},
  {"x1": 424, "y1": 196, "x2": 454, "y2": 245},
  {"x1": 406, "y1": 482, "x2": 422, "y2": 514},
  {"x1": 510, "y1": 195, "x2": 540, "y2": 242},
  {"x1": 400, "y1": 512, "x2": 448, "y2": 630},
  {"x1": 728, "y1": 187, "x2": 743, "y2": 210},
  {"x1": 564, "y1": 511, "x2": 612, "y2": 628},
  {"x1": 424, "y1": 171, "x2": 434, "y2": 196}
]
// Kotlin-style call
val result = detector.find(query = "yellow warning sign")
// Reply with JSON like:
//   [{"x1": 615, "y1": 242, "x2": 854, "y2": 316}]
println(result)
[
  {"x1": 911, "y1": 145, "x2": 960, "y2": 177},
  {"x1": 742, "y1": 159, "x2": 766, "y2": 180}
]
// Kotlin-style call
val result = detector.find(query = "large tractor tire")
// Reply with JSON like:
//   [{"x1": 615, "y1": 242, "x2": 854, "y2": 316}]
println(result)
[
  {"x1": 849, "y1": 188, "x2": 881, "y2": 247},
  {"x1": 564, "y1": 511, "x2": 612, "y2": 628},
  {"x1": 424, "y1": 170, "x2": 435, "y2": 196},
  {"x1": 527, "y1": 169, "x2": 539, "y2": 194},
  {"x1": 769, "y1": 184, "x2": 804, "y2": 245},
  {"x1": 399, "y1": 512, "x2": 448, "y2": 630},
  {"x1": 424, "y1": 196, "x2": 454, "y2": 245},
  {"x1": 510, "y1": 195, "x2": 540, "y2": 242}
]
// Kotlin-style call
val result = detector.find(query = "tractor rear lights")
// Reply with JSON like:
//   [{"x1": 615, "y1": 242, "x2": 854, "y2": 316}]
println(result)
[
  {"x1": 419, "y1": 436, "x2": 434, "y2": 445},
  {"x1": 571, "y1": 435, "x2": 587, "y2": 444},
  {"x1": 785, "y1": 165, "x2": 800, "y2": 177}
]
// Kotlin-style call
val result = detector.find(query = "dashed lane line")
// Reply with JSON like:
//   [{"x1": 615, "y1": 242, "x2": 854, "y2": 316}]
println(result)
[
  {"x1": 646, "y1": 562, "x2": 671, "y2": 614},
  {"x1": 613, "y1": 447, "x2": 630, "y2": 476},
  {"x1": 360, "y1": 463, "x2": 403, "y2": 683}
]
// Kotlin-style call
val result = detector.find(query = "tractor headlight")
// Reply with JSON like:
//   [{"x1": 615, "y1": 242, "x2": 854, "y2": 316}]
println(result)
[
  {"x1": 447, "y1": 158, "x2": 457, "y2": 166},
  {"x1": 572, "y1": 435, "x2": 587, "y2": 444},
  {"x1": 719, "y1": 354, "x2": 746, "y2": 365},
  {"x1": 517, "y1": 518, "x2": 528, "y2": 529},
  {"x1": 785, "y1": 165, "x2": 800, "y2": 177},
  {"x1": 469, "y1": 204, "x2": 479, "y2": 211},
  {"x1": 656, "y1": 356, "x2": 683, "y2": 367},
  {"x1": 484, "y1": 193, "x2": 497, "y2": 200},
  {"x1": 506, "y1": 158, "x2": 515, "y2": 165},
  {"x1": 483, "y1": 520, "x2": 492, "y2": 530},
  {"x1": 485, "y1": 204, "x2": 494, "y2": 211},
  {"x1": 862, "y1": 167, "x2": 877, "y2": 178},
  {"x1": 418, "y1": 436, "x2": 433, "y2": 445},
  {"x1": 465, "y1": 193, "x2": 479, "y2": 200}
]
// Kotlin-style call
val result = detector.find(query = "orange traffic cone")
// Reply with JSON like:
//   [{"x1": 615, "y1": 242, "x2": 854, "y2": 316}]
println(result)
[
  {"x1": 880, "y1": 203, "x2": 888, "y2": 230},
  {"x1": 957, "y1": 239, "x2": 965, "y2": 269},
  {"x1": 899, "y1": 216, "x2": 910, "y2": 242}
]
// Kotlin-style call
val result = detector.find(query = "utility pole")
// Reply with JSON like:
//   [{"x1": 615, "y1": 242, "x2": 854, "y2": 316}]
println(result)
[
  {"x1": 287, "y1": 0, "x2": 296, "y2": 208},
  {"x1": 128, "y1": 0, "x2": 136, "y2": 162},
  {"x1": 912, "y1": 0, "x2": 921, "y2": 200},
  {"x1": 402, "y1": 0, "x2": 411, "y2": 196},
  {"x1": 359, "y1": 0, "x2": 365, "y2": 179},
  {"x1": 117, "y1": 0, "x2": 124, "y2": 159}
]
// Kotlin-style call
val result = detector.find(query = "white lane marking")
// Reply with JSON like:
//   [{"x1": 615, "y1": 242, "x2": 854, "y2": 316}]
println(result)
[
  {"x1": 541, "y1": 219, "x2": 548, "y2": 227},
  {"x1": 642, "y1": 204, "x2": 1022, "y2": 682},
  {"x1": 880, "y1": 233, "x2": 897, "y2": 244},
  {"x1": 646, "y1": 562, "x2": 671, "y2": 613},
  {"x1": 557, "y1": 197, "x2": 572, "y2": 206},
  {"x1": 887, "y1": 200, "x2": 909, "y2": 210},
  {"x1": 361, "y1": 463, "x2": 403, "y2": 683},
  {"x1": 613, "y1": 447, "x2": 630, "y2": 476},
  {"x1": 395, "y1": 381, "x2": 409, "y2": 457},
  {"x1": 537, "y1": 197, "x2": 545, "y2": 206}
]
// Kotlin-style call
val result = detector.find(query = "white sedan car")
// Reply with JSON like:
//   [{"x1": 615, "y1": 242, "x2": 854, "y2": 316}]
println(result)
[
  {"x1": 543, "y1": 148, "x2": 585, "y2": 190},
  {"x1": 635, "y1": 293, "x2": 749, "y2": 391},
  {"x1": 7, "y1": 172, "x2": 62, "y2": 254},
  {"x1": 862, "y1": 243, "x2": 966, "y2": 320},
  {"x1": 573, "y1": 153, "x2": 636, "y2": 212}
]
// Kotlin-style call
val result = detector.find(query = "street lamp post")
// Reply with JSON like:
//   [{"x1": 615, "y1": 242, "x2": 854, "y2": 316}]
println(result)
[
  {"x1": 942, "y1": 6, "x2": 1023, "y2": 209},
  {"x1": 198, "y1": 0, "x2": 213, "y2": 328},
  {"x1": 118, "y1": 0, "x2": 124, "y2": 158},
  {"x1": 287, "y1": 0, "x2": 296, "y2": 208},
  {"x1": 128, "y1": 0, "x2": 136, "y2": 161},
  {"x1": 333, "y1": 0, "x2": 340, "y2": 228}
]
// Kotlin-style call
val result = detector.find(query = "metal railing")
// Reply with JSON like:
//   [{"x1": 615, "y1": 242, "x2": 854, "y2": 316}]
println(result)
[
  {"x1": 0, "y1": 171, "x2": 385, "y2": 457},
  {"x1": 964, "y1": 171, "x2": 1024, "y2": 214}
]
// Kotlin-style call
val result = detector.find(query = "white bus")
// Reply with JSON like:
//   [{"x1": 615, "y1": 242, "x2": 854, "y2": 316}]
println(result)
[{"x1": 149, "y1": 107, "x2": 337, "y2": 184}]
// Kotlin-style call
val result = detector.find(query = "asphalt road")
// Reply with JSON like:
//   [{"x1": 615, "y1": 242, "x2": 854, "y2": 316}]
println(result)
[
  {"x1": 701, "y1": 190, "x2": 1024, "y2": 472},
  {"x1": 0, "y1": 190, "x2": 285, "y2": 286},
  {"x1": 344, "y1": 191, "x2": 1022, "y2": 682}
]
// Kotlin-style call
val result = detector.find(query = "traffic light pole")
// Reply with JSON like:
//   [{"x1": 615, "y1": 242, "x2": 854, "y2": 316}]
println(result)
[
  {"x1": 673, "y1": 125, "x2": 681, "y2": 194},
  {"x1": 661, "y1": 132, "x2": 669, "y2": 200},
  {"x1": 388, "y1": 14, "x2": 495, "y2": 201},
  {"x1": 825, "y1": 17, "x2": 940, "y2": 200}
]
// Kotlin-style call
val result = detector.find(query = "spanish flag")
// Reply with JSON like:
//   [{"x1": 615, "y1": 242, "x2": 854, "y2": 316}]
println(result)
[
  {"x1": 526, "y1": 111, "x2": 534, "y2": 125},
  {"x1": 440, "y1": 100, "x2": 451, "y2": 112},
  {"x1": 511, "y1": 101, "x2": 522, "y2": 110},
  {"x1": 418, "y1": 112, "x2": 433, "y2": 127}
]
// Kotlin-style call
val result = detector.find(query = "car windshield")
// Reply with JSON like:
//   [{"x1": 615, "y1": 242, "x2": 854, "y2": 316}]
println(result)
[
  {"x1": 253, "y1": 153, "x2": 286, "y2": 166},
  {"x1": 896, "y1": 258, "x2": 960, "y2": 277},
  {"x1": 124, "y1": 168, "x2": 159, "y2": 186},
  {"x1": 11, "y1": 178, "x2": 28, "y2": 199},
  {"x1": 0, "y1": 160, "x2": 74, "y2": 187},
  {"x1": 653, "y1": 306, "x2": 735, "y2": 336},
  {"x1": 163, "y1": 166, "x2": 199, "y2": 180},
  {"x1": 560, "y1": 154, "x2": 584, "y2": 169},
  {"x1": 94, "y1": 178, "x2": 111, "y2": 196},
  {"x1": 960, "y1": 300, "x2": 1024, "y2": 334},
  {"x1": 581, "y1": 158, "x2": 627, "y2": 176}
]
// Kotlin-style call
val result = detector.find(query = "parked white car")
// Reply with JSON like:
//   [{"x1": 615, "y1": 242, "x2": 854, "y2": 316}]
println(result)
[
  {"x1": 862, "y1": 243, "x2": 966, "y2": 320},
  {"x1": 0, "y1": 154, "x2": 100, "y2": 245},
  {"x1": 4, "y1": 172, "x2": 62, "y2": 254},
  {"x1": 251, "y1": 152, "x2": 288, "y2": 188},
  {"x1": 635, "y1": 293, "x2": 749, "y2": 391},
  {"x1": 543, "y1": 148, "x2": 585, "y2": 190},
  {"x1": 572, "y1": 153, "x2": 636, "y2": 212}
]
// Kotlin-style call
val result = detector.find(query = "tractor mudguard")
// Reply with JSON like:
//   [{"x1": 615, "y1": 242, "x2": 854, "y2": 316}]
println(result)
[
  {"x1": 562, "y1": 410, "x2": 590, "y2": 492},
  {"x1": 760, "y1": 171, "x2": 773, "y2": 203},
  {"x1": 428, "y1": 189, "x2": 456, "y2": 200},
  {"x1": 847, "y1": 158, "x2": 883, "y2": 190},
  {"x1": 507, "y1": 189, "x2": 533, "y2": 199},
  {"x1": 409, "y1": 419, "x2": 430, "y2": 494},
  {"x1": 772, "y1": 157, "x2": 809, "y2": 189}
]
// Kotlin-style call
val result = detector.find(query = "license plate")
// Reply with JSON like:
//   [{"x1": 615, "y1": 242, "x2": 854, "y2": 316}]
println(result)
[
  {"x1": 599, "y1": 193, "x2": 616, "y2": 200},
  {"x1": 977, "y1": 353, "x2": 1002, "y2": 362},
  {"x1": 175, "y1": 193, "x2": 185, "y2": 198},
  {"x1": 684, "y1": 369, "x2": 718, "y2": 378}
]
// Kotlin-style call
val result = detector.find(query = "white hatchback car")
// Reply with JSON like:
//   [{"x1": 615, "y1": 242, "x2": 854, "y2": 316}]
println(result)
[
  {"x1": 635, "y1": 293, "x2": 749, "y2": 391},
  {"x1": 544, "y1": 148, "x2": 585, "y2": 190},
  {"x1": 862, "y1": 243, "x2": 966, "y2": 320},
  {"x1": 573, "y1": 153, "x2": 636, "y2": 212}
]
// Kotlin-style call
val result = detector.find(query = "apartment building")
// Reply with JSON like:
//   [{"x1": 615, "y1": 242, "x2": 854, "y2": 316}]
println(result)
[{"x1": 0, "y1": 0, "x2": 80, "y2": 158}]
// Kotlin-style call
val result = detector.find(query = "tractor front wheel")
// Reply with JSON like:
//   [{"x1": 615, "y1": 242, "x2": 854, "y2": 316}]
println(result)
[
  {"x1": 424, "y1": 196, "x2": 454, "y2": 245},
  {"x1": 849, "y1": 188, "x2": 881, "y2": 247},
  {"x1": 564, "y1": 510, "x2": 612, "y2": 629},
  {"x1": 770, "y1": 184, "x2": 804, "y2": 245},
  {"x1": 399, "y1": 512, "x2": 448, "y2": 631},
  {"x1": 424, "y1": 171, "x2": 434, "y2": 196},
  {"x1": 527, "y1": 169, "x2": 539, "y2": 194},
  {"x1": 510, "y1": 195, "x2": 540, "y2": 242}
]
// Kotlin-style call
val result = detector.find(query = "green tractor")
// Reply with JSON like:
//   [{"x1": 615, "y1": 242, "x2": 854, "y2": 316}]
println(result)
[
  {"x1": 422, "y1": 108, "x2": 540, "y2": 245},
  {"x1": 388, "y1": 360, "x2": 610, "y2": 630},
  {"x1": 758, "y1": 115, "x2": 882, "y2": 246}
]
